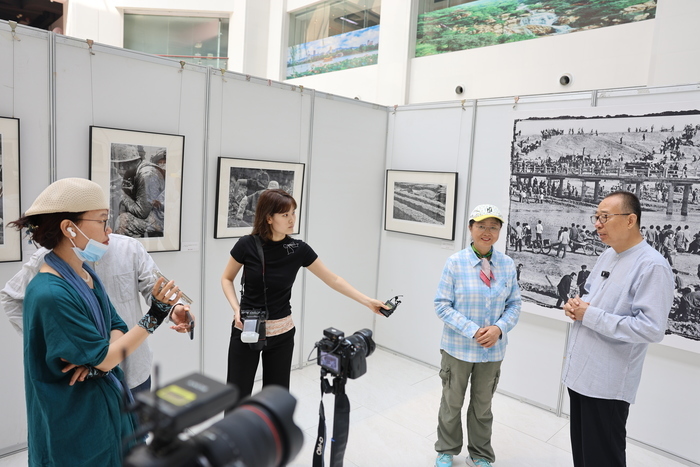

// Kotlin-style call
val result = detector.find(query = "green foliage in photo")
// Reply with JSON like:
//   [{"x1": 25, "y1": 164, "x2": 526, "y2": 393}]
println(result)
[{"x1": 415, "y1": 0, "x2": 656, "y2": 57}]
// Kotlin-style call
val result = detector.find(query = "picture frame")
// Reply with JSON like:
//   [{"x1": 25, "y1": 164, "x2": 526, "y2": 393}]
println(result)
[
  {"x1": 0, "y1": 117, "x2": 22, "y2": 262},
  {"x1": 89, "y1": 126, "x2": 184, "y2": 252},
  {"x1": 384, "y1": 169, "x2": 458, "y2": 240},
  {"x1": 215, "y1": 157, "x2": 305, "y2": 238}
]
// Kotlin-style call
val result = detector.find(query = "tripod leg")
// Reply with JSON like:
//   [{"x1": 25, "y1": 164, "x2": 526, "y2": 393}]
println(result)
[{"x1": 329, "y1": 384, "x2": 350, "y2": 467}]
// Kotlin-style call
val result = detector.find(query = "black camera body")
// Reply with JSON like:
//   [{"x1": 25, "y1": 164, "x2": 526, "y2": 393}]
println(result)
[
  {"x1": 316, "y1": 327, "x2": 375, "y2": 380},
  {"x1": 124, "y1": 373, "x2": 303, "y2": 467}
]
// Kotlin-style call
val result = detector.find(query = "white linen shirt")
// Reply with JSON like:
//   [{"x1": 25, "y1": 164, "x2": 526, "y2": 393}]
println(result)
[
  {"x1": 1, "y1": 234, "x2": 158, "y2": 389},
  {"x1": 562, "y1": 240, "x2": 674, "y2": 404},
  {"x1": 435, "y1": 247, "x2": 521, "y2": 363}
]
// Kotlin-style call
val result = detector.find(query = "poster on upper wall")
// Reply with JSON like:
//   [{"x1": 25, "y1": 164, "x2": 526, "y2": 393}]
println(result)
[
  {"x1": 214, "y1": 157, "x2": 305, "y2": 239},
  {"x1": 89, "y1": 126, "x2": 184, "y2": 252},
  {"x1": 287, "y1": 25, "x2": 380, "y2": 79},
  {"x1": 415, "y1": 0, "x2": 657, "y2": 57},
  {"x1": 384, "y1": 170, "x2": 458, "y2": 240},
  {"x1": 507, "y1": 110, "x2": 700, "y2": 349},
  {"x1": 0, "y1": 117, "x2": 21, "y2": 262}
]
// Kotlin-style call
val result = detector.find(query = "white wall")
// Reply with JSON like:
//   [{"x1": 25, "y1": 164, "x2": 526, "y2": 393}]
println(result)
[
  {"x1": 0, "y1": 23, "x2": 51, "y2": 456},
  {"x1": 301, "y1": 95, "x2": 387, "y2": 357}
]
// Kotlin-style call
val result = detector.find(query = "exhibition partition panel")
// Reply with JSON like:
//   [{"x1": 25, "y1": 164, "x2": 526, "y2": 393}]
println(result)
[
  {"x1": 376, "y1": 103, "x2": 475, "y2": 365},
  {"x1": 201, "y1": 71, "x2": 315, "y2": 383},
  {"x1": 0, "y1": 23, "x2": 51, "y2": 457},
  {"x1": 52, "y1": 35, "x2": 208, "y2": 388},
  {"x1": 301, "y1": 95, "x2": 388, "y2": 362}
]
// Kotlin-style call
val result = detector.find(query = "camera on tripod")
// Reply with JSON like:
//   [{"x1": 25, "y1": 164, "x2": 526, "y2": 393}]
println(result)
[
  {"x1": 316, "y1": 327, "x2": 376, "y2": 380},
  {"x1": 124, "y1": 373, "x2": 303, "y2": 467}
]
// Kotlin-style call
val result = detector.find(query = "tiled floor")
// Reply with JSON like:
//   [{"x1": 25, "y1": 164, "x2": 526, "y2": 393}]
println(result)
[{"x1": 0, "y1": 348, "x2": 693, "y2": 466}]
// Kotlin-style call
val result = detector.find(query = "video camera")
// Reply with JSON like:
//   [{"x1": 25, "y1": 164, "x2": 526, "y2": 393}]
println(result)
[
  {"x1": 316, "y1": 327, "x2": 375, "y2": 380},
  {"x1": 124, "y1": 373, "x2": 303, "y2": 467}
]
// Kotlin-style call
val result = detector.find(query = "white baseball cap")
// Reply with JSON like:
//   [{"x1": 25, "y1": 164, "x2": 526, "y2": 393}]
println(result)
[{"x1": 468, "y1": 204, "x2": 505, "y2": 223}]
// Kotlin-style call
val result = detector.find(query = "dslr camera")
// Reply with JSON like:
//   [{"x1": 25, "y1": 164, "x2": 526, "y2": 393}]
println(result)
[
  {"x1": 124, "y1": 373, "x2": 303, "y2": 467},
  {"x1": 316, "y1": 327, "x2": 376, "y2": 380}
]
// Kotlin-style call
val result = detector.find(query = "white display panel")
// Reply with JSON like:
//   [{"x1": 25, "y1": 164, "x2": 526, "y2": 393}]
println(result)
[
  {"x1": 301, "y1": 95, "x2": 388, "y2": 363},
  {"x1": 0, "y1": 24, "x2": 51, "y2": 456},
  {"x1": 376, "y1": 104, "x2": 474, "y2": 367},
  {"x1": 201, "y1": 73, "x2": 314, "y2": 384}
]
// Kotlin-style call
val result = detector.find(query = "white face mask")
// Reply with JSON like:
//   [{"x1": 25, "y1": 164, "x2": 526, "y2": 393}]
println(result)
[{"x1": 69, "y1": 224, "x2": 109, "y2": 262}]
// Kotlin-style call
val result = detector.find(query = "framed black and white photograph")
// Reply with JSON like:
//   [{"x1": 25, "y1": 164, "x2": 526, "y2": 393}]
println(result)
[
  {"x1": 508, "y1": 110, "x2": 700, "y2": 348},
  {"x1": 89, "y1": 126, "x2": 184, "y2": 252},
  {"x1": 0, "y1": 117, "x2": 21, "y2": 262},
  {"x1": 384, "y1": 170, "x2": 458, "y2": 240},
  {"x1": 214, "y1": 157, "x2": 305, "y2": 239}
]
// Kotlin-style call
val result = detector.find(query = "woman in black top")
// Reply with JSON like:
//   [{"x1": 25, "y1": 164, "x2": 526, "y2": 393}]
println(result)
[{"x1": 221, "y1": 189, "x2": 386, "y2": 398}]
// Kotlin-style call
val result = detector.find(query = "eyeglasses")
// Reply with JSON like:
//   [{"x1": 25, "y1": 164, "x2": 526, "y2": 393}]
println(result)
[
  {"x1": 78, "y1": 218, "x2": 110, "y2": 232},
  {"x1": 590, "y1": 213, "x2": 631, "y2": 225},
  {"x1": 474, "y1": 225, "x2": 501, "y2": 233}
]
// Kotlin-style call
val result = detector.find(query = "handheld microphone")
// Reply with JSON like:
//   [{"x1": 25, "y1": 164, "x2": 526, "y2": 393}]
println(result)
[{"x1": 601, "y1": 271, "x2": 610, "y2": 278}]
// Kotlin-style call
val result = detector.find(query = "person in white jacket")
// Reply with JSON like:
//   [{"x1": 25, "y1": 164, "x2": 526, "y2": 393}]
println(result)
[{"x1": 1, "y1": 232, "x2": 192, "y2": 392}]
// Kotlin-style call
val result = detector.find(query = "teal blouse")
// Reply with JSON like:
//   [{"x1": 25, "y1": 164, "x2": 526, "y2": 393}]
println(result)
[{"x1": 23, "y1": 272, "x2": 136, "y2": 467}]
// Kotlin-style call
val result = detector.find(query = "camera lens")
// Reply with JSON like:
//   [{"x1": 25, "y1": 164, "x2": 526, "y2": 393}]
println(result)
[
  {"x1": 192, "y1": 386, "x2": 303, "y2": 467},
  {"x1": 348, "y1": 328, "x2": 375, "y2": 357}
]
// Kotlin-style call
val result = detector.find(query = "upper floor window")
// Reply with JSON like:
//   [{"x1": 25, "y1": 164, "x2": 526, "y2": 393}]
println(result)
[
  {"x1": 124, "y1": 14, "x2": 229, "y2": 69},
  {"x1": 287, "y1": 0, "x2": 381, "y2": 79}
]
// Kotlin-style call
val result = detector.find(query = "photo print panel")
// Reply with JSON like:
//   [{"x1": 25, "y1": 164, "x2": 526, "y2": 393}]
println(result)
[
  {"x1": 0, "y1": 117, "x2": 21, "y2": 262},
  {"x1": 508, "y1": 110, "x2": 700, "y2": 345},
  {"x1": 90, "y1": 126, "x2": 184, "y2": 252},
  {"x1": 214, "y1": 157, "x2": 305, "y2": 239},
  {"x1": 384, "y1": 170, "x2": 458, "y2": 240}
]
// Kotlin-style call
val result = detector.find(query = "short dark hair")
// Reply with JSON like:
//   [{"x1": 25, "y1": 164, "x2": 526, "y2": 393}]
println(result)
[
  {"x1": 251, "y1": 189, "x2": 297, "y2": 241},
  {"x1": 9, "y1": 212, "x2": 84, "y2": 250},
  {"x1": 605, "y1": 191, "x2": 641, "y2": 227}
]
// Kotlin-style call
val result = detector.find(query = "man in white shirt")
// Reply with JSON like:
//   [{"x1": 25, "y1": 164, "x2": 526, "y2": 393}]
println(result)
[
  {"x1": 562, "y1": 191, "x2": 673, "y2": 467},
  {"x1": 1, "y1": 233, "x2": 192, "y2": 392},
  {"x1": 557, "y1": 227, "x2": 570, "y2": 258}
]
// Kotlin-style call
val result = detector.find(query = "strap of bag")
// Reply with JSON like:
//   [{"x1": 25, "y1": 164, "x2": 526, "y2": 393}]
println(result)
[{"x1": 240, "y1": 234, "x2": 268, "y2": 313}]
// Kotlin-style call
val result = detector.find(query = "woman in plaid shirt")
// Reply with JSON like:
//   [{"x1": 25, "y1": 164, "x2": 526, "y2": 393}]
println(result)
[{"x1": 434, "y1": 204, "x2": 521, "y2": 467}]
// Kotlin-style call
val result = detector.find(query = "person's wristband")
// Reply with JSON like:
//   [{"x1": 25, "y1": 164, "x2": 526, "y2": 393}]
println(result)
[
  {"x1": 138, "y1": 300, "x2": 171, "y2": 333},
  {"x1": 85, "y1": 366, "x2": 109, "y2": 379}
]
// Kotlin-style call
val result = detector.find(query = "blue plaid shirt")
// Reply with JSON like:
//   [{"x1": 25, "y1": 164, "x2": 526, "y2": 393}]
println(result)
[{"x1": 435, "y1": 247, "x2": 521, "y2": 363}]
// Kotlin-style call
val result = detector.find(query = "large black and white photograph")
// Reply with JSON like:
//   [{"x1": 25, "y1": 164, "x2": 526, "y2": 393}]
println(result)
[
  {"x1": 0, "y1": 116, "x2": 21, "y2": 262},
  {"x1": 90, "y1": 126, "x2": 184, "y2": 252},
  {"x1": 384, "y1": 170, "x2": 458, "y2": 240},
  {"x1": 214, "y1": 157, "x2": 305, "y2": 238},
  {"x1": 508, "y1": 111, "x2": 700, "y2": 347}
]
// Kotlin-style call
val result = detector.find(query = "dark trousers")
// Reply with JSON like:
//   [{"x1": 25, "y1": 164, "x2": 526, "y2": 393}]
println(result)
[
  {"x1": 226, "y1": 325, "x2": 296, "y2": 400},
  {"x1": 131, "y1": 376, "x2": 152, "y2": 395},
  {"x1": 568, "y1": 388, "x2": 630, "y2": 467}
]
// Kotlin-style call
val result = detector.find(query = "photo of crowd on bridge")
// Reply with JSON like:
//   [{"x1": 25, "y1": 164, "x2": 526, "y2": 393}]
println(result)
[{"x1": 507, "y1": 110, "x2": 700, "y2": 342}]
